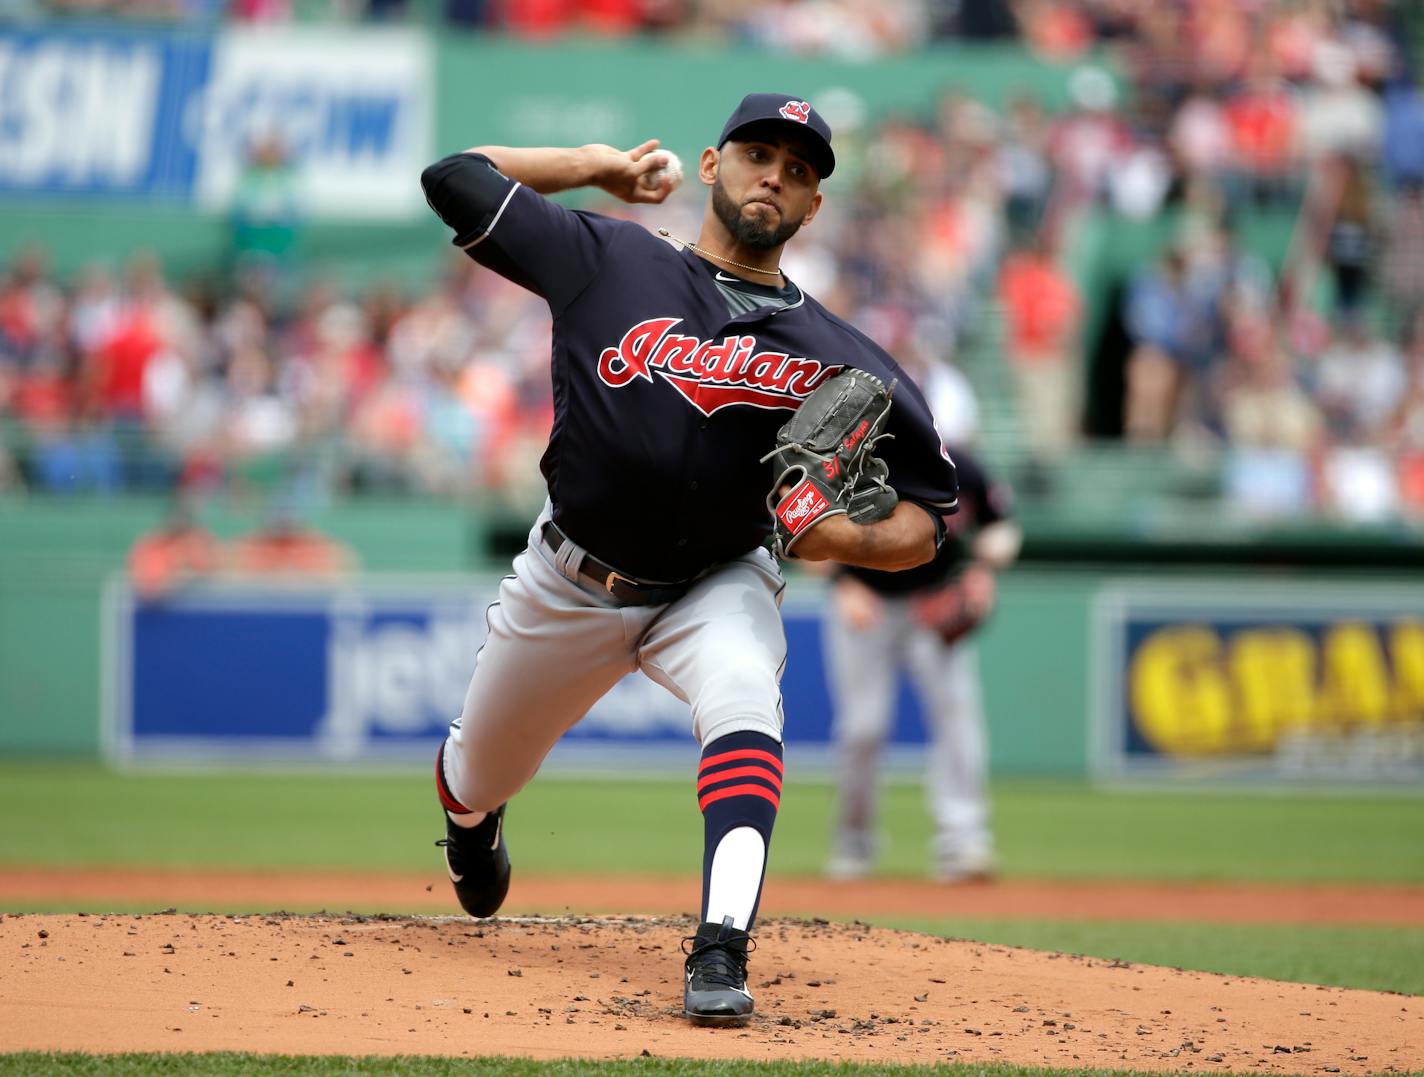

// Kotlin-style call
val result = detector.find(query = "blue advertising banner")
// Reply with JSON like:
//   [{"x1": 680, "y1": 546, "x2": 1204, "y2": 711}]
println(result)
[
  {"x1": 104, "y1": 577, "x2": 929, "y2": 769},
  {"x1": 0, "y1": 28, "x2": 430, "y2": 216},
  {"x1": 1091, "y1": 582, "x2": 1424, "y2": 786},
  {"x1": 0, "y1": 30, "x2": 209, "y2": 198}
]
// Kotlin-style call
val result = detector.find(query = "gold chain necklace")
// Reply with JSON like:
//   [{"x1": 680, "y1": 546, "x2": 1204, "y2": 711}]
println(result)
[{"x1": 656, "y1": 228, "x2": 783, "y2": 280}]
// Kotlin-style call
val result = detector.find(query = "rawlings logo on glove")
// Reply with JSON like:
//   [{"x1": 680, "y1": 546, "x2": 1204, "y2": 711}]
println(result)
[{"x1": 762, "y1": 369, "x2": 898, "y2": 559}]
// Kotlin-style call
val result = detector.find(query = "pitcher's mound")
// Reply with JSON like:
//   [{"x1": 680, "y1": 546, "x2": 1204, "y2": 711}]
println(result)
[{"x1": 3, "y1": 912, "x2": 1419, "y2": 1073}]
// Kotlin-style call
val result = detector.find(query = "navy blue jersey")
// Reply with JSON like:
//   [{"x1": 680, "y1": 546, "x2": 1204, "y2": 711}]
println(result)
[
  {"x1": 422, "y1": 152, "x2": 958, "y2": 583},
  {"x1": 842, "y1": 445, "x2": 1011, "y2": 595}
]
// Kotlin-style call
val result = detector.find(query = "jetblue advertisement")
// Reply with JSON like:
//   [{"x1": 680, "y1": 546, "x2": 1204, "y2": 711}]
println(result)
[
  {"x1": 0, "y1": 28, "x2": 430, "y2": 216},
  {"x1": 104, "y1": 578, "x2": 931, "y2": 768}
]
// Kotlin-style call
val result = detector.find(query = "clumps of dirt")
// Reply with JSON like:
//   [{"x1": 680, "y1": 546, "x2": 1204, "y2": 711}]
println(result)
[{"x1": 1, "y1": 911, "x2": 1419, "y2": 1073}]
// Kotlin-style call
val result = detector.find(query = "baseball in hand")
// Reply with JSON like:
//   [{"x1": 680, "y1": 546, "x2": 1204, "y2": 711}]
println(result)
[{"x1": 639, "y1": 151, "x2": 683, "y2": 192}]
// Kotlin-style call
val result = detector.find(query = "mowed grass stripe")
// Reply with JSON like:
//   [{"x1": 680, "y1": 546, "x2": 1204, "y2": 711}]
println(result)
[
  {"x1": 2, "y1": 767, "x2": 1421, "y2": 884},
  {"x1": 881, "y1": 918, "x2": 1424, "y2": 997}
]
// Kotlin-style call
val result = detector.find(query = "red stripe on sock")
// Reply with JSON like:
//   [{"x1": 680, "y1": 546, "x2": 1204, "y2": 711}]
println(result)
[
  {"x1": 435, "y1": 744, "x2": 472, "y2": 814},
  {"x1": 696, "y1": 765, "x2": 783, "y2": 794},
  {"x1": 698, "y1": 783, "x2": 781, "y2": 812},
  {"x1": 698, "y1": 748, "x2": 784, "y2": 775}
]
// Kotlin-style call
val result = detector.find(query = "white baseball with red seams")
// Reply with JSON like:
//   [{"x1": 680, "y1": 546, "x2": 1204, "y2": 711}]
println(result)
[{"x1": 639, "y1": 150, "x2": 683, "y2": 192}]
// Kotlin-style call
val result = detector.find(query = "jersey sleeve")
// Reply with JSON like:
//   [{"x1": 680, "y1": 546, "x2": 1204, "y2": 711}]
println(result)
[
  {"x1": 420, "y1": 151, "x2": 619, "y2": 314},
  {"x1": 875, "y1": 368, "x2": 960, "y2": 512}
]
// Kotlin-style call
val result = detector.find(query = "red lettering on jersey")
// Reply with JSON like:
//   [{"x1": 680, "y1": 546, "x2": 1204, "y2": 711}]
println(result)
[
  {"x1": 597, "y1": 317, "x2": 679, "y2": 386},
  {"x1": 744, "y1": 351, "x2": 790, "y2": 390},
  {"x1": 782, "y1": 358, "x2": 835, "y2": 396},
  {"x1": 655, "y1": 333, "x2": 701, "y2": 376},
  {"x1": 700, "y1": 336, "x2": 739, "y2": 381},
  {"x1": 726, "y1": 337, "x2": 757, "y2": 381},
  {"x1": 596, "y1": 318, "x2": 841, "y2": 416}
]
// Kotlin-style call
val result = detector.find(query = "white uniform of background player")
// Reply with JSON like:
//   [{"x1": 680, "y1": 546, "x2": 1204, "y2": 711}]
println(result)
[{"x1": 823, "y1": 361, "x2": 1022, "y2": 881}]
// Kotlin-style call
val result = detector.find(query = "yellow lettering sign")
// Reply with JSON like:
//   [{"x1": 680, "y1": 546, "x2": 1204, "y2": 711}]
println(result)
[
  {"x1": 1392, "y1": 621, "x2": 1424, "y2": 720},
  {"x1": 1127, "y1": 617, "x2": 1424, "y2": 757},
  {"x1": 1227, "y1": 629, "x2": 1316, "y2": 750},
  {"x1": 1129, "y1": 626, "x2": 1233, "y2": 754},
  {"x1": 1317, "y1": 623, "x2": 1391, "y2": 727}
]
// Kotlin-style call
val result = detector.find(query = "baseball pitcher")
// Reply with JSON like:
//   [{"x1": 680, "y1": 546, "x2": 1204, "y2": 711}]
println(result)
[{"x1": 420, "y1": 93, "x2": 959, "y2": 1025}]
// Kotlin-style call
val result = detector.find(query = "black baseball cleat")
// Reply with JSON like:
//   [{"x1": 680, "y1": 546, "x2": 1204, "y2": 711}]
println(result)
[
  {"x1": 682, "y1": 916, "x2": 755, "y2": 1025},
  {"x1": 435, "y1": 803, "x2": 510, "y2": 918}
]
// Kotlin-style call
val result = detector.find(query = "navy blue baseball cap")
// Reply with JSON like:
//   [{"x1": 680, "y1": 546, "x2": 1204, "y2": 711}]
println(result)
[{"x1": 717, "y1": 93, "x2": 835, "y2": 179}]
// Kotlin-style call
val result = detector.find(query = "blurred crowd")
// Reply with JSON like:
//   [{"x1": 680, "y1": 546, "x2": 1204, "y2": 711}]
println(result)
[
  {"x1": 3, "y1": 0, "x2": 1424, "y2": 523},
  {"x1": 28, "y1": 0, "x2": 1034, "y2": 48}
]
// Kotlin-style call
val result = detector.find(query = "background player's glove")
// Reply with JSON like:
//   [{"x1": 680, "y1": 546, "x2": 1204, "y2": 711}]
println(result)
[
  {"x1": 762, "y1": 370, "x2": 896, "y2": 558},
  {"x1": 910, "y1": 563, "x2": 996, "y2": 646}
]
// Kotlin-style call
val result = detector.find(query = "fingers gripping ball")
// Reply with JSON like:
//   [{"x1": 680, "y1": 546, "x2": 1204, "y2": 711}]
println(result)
[
  {"x1": 639, "y1": 151, "x2": 684, "y2": 192},
  {"x1": 763, "y1": 369, "x2": 897, "y2": 559}
]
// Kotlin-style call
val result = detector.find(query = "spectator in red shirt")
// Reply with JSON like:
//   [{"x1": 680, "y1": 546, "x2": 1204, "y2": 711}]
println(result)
[
  {"x1": 1223, "y1": 69, "x2": 1299, "y2": 206},
  {"x1": 996, "y1": 234, "x2": 1081, "y2": 457}
]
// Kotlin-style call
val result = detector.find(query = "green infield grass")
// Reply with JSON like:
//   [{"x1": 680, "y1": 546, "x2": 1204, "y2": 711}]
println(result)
[
  {"x1": 2, "y1": 765, "x2": 1421, "y2": 884},
  {"x1": 882, "y1": 918, "x2": 1424, "y2": 997}
]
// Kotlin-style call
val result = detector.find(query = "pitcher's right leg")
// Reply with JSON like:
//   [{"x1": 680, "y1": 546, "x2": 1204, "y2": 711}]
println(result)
[{"x1": 437, "y1": 531, "x2": 638, "y2": 917}]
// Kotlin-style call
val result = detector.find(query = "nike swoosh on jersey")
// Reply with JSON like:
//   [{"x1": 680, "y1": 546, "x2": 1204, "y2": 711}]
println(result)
[{"x1": 715, "y1": 272, "x2": 741, "y2": 282}]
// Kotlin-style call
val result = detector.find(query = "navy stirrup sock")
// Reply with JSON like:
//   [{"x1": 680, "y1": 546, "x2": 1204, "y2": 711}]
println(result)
[{"x1": 696, "y1": 730, "x2": 784, "y2": 929}]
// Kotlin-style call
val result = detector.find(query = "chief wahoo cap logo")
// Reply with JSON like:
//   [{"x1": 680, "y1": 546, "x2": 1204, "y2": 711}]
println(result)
[{"x1": 779, "y1": 100, "x2": 811, "y2": 124}]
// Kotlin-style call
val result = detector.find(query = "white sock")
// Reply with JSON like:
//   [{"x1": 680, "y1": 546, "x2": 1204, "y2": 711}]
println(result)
[
  {"x1": 448, "y1": 809, "x2": 487, "y2": 829},
  {"x1": 704, "y1": 826, "x2": 766, "y2": 931}
]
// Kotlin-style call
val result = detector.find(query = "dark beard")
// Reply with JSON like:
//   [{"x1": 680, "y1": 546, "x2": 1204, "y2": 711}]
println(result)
[{"x1": 711, "y1": 175, "x2": 803, "y2": 250}]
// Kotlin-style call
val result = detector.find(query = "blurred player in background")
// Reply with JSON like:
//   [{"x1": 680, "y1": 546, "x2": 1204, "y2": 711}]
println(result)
[{"x1": 824, "y1": 386, "x2": 1020, "y2": 880}]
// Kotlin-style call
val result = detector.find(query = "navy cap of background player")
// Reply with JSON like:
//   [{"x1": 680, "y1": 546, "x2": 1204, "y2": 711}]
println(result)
[{"x1": 717, "y1": 93, "x2": 835, "y2": 180}]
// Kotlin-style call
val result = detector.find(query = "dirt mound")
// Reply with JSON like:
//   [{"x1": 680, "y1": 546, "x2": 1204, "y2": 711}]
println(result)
[{"x1": 3, "y1": 912, "x2": 1420, "y2": 1072}]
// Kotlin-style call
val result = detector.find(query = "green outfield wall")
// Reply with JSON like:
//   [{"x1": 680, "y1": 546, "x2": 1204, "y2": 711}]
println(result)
[
  {"x1": 10, "y1": 496, "x2": 1416, "y2": 780},
  {"x1": 0, "y1": 496, "x2": 1098, "y2": 766}
]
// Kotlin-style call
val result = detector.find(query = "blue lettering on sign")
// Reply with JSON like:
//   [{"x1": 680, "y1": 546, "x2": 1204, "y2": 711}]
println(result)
[
  {"x1": 0, "y1": 29, "x2": 207, "y2": 197},
  {"x1": 330, "y1": 97, "x2": 399, "y2": 158},
  {"x1": 190, "y1": 77, "x2": 404, "y2": 168}
]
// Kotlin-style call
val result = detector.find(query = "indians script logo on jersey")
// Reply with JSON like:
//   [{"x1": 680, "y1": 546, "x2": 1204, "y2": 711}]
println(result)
[
  {"x1": 597, "y1": 317, "x2": 842, "y2": 416},
  {"x1": 779, "y1": 100, "x2": 812, "y2": 124}
]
